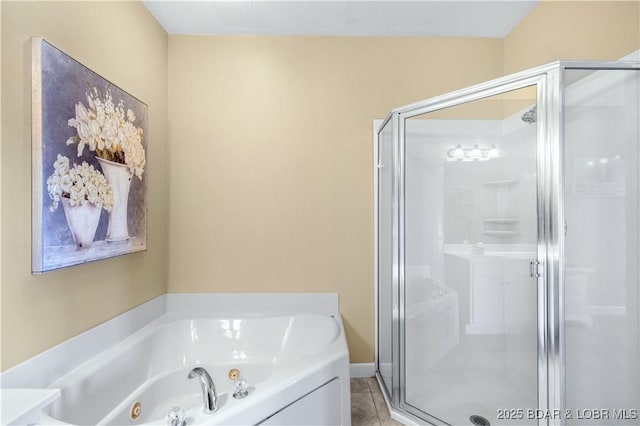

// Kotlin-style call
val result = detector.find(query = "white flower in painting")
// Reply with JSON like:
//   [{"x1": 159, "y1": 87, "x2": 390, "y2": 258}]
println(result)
[
  {"x1": 103, "y1": 116, "x2": 119, "y2": 143},
  {"x1": 75, "y1": 102, "x2": 90, "y2": 122},
  {"x1": 66, "y1": 87, "x2": 146, "y2": 179},
  {"x1": 47, "y1": 154, "x2": 113, "y2": 212},
  {"x1": 122, "y1": 129, "x2": 146, "y2": 179}
]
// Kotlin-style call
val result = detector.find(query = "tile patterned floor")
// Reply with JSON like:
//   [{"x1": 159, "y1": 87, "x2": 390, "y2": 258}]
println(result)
[{"x1": 351, "y1": 377, "x2": 404, "y2": 426}]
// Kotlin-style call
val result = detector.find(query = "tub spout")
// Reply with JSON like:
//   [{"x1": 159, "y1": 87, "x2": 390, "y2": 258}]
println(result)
[{"x1": 188, "y1": 367, "x2": 218, "y2": 414}]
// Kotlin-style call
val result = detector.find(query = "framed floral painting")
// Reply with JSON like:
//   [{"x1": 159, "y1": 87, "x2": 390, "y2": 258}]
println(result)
[{"x1": 32, "y1": 38, "x2": 147, "y2": 273}]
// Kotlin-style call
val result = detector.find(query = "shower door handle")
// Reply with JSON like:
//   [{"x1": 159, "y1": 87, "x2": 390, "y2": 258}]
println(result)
[{"x1": 530, "y1": 260, "x2": 542, "y2": 278}]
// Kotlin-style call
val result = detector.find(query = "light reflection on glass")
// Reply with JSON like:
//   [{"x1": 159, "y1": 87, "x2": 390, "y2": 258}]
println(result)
[
  {"x1": 190, "y1": 321, "x2": 199, "y2": 342},
  {"x1": 280, "y1": 318, "x2": 295, "y2": 349},
  {"x1": 220, "y1": 319, "x2": 243, "y2": 339},
  {"x1": 231, "y1": 350, "x2": 247, "y2": 360}
]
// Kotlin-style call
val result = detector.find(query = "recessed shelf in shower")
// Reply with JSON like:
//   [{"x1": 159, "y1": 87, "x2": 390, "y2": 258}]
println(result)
[
  {"x1": 482, "y1": 180, "x2": 518, "y2": 187},
  {"x1": 482, "y1": 180, "x2": 520, "y2": 237},
  {"x1": 483, "y1": 230, "x2": 520, "y2": 237},
  {"x1": 483, "y1": 218, "x2": 519, "y2": 223}
]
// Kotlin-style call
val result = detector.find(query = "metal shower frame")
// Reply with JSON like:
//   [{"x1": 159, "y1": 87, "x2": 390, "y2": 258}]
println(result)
[{"x1": 373, "y1": 60, "x2": 640, "y2": 426}]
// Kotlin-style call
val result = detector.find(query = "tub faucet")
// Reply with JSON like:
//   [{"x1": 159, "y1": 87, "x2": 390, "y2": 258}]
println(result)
[{"x1": 188, "y1": 367, "x2": 219, "y2": 414}]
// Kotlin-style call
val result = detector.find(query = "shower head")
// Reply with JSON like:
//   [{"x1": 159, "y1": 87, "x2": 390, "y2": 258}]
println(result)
[{"x1": 521, "y1": 106, "x2": 537, "y2": 124}]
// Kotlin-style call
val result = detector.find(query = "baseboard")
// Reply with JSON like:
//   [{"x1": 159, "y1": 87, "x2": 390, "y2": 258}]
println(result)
[
  {"x1": 350, "y1": 363, "x2": 375, "y2": 378},
  {"x1": 588, "y1": 305, "x2": 626, "y2": 316}
]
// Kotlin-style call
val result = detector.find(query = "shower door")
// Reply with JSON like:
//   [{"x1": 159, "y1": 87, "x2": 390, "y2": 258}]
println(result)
[
  {"x1": 376, "y1": 62, "x2": 640, "y2": 426},
  {"x1": 377, "y1": 115, "x2": 396, "y2": 399},
  {"x1": 563, "y1": 67, "x2": 640, "y2": 426},
  {"x1": 398, "y1": 81, "x2": 546, "y2": 426}
]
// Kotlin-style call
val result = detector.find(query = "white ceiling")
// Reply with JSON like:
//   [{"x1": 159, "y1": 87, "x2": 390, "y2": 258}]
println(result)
[{"x1": 143, "y1": 0, "x2": 540, "y2": 37}]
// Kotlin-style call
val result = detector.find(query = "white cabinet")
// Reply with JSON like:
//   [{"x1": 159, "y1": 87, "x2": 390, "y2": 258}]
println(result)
[
  {"x1": 503, "y1": 259, "x2": 537, "y2": 332},
  {"x1": 470, "y1": 262, "x2": 504, "y2": 332},
  {"x1": 466, "y1": 257, "x2": 537, "y2": 334}
]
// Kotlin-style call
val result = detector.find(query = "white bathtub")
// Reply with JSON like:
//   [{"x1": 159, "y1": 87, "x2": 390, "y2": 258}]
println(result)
[{"x1": 28, "y1": 308, "x2": 350, "y2": 425}]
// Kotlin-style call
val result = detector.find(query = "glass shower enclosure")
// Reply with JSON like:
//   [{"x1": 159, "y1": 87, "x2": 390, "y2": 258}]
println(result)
[{"x1": 375, "y1": 61, "x2": 640, "y2": 426}]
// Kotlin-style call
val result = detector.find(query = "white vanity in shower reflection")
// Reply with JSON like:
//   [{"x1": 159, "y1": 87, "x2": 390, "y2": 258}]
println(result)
[
  {"x1": 445, "y1": 244, "x2": 593, "y2": 334},
  {"x1": 445, "y1": 244, "x2": 537, "y2": 334}
]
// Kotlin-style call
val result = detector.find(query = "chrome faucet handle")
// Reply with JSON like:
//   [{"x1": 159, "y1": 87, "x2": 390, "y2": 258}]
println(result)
[
  {"x1": 188, "y1": 367, "x2": 219, "y2": 414},
  {"x1": 228, "y1": 368, "x2": 249, "y2": 400},
  {"x1": 166, "y1": 406, "x2": 187, "y2": 426}
]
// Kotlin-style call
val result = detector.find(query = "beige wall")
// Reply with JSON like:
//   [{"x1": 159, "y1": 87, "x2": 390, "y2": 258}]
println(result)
[
  {"x1": 1, "y1": 0, "x2": 639, "y2": 371},
  {"x1": 504, "y1": 0, "x2": 640, "y2": 74},
  {"x1": 167, "y1": 1, "x2": 640, "y2": 364},
  {"x1": 0, "y1": 1, "x2": 169, "y2": 370},
  {"x1": 502, "y1": 1, "x2": 639, "y2": 129},
  {"x1": 167, "y1": 36, "x2": 505, "y2": 363}
]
